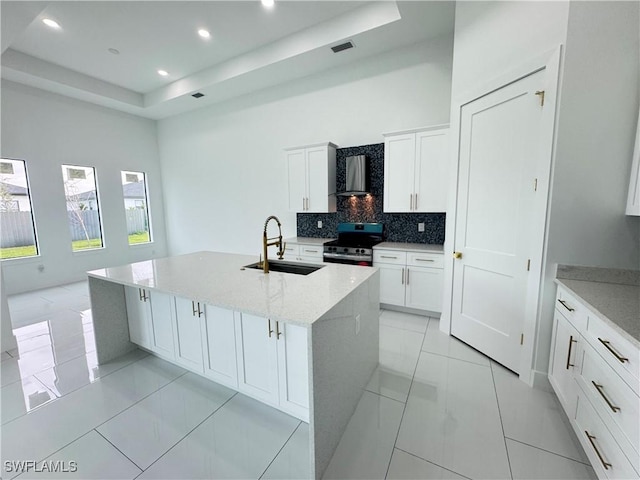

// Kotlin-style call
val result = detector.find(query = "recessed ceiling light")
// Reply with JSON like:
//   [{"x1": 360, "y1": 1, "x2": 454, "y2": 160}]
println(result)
[
  {"x1": 42, "y1": 18, "x2": 61, "y2": 29},
  {"x1": 108, "y1": 48, "x2": 120, "y2": 55},
  {"x1": 198, "y1": 29, "x2": 211, "y2": 39},
  {"x1": 261, "y1": 0, "x2": 275, "y2": 7},
  {"x1": 157, "y1": 70, "x2": 169, "y2": 77}
]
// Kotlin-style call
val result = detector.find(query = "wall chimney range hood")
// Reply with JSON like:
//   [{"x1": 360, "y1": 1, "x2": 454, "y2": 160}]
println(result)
[{"x1": 338, "y1": 155, "x2": 370, "y2": 196}]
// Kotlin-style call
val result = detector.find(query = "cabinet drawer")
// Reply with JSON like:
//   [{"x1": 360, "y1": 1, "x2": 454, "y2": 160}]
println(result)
[
  {"x1": 586, "y1": 315, "x2": 639, "y2": 393},
  {"x1": 575, "y1": 392, "x2": 639, "y2": 480},
  {"x1": 556, "y1": 286, "x2": 588, "y2": 331},
  {"x1": 373, "y1": 250, "x2": 407, "y2": 265},
  {"x1": 581, "y1": 343, "x2": 639, "y2": 459},
  {"x1": 283, "y1": 244, "x2": 300, "y2": 257},
  {"x1": 299, "y1": 245, "x2": 323, "y2": 258},
  {"x1": 407, "y1": 252, "x2": 443, "y2": 268}
]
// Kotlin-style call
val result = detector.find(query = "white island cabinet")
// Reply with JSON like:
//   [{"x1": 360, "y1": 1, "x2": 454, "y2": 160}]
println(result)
[
  {"x1": 87, "y1": 251, "x2": 379, "y2": 480},
  {"x1": 549, "y1": 277, "x2": 639, "y2": 480}
]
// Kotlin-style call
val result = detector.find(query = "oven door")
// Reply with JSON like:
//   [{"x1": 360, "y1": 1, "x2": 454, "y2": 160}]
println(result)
[{"x1": 323, "y1": 253, "x2": 372, "y2": 266}]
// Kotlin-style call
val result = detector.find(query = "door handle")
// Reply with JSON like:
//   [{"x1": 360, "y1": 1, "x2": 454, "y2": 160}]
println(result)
[
  {"x1": 276, "y1": 321, "x2": 282, "y2": 339},
  {"x1": 566, "y1": 335, "x2": 577, "y2": 369},
  {"x1": 453, "y1": 251, "x2": 462, "y2": 259},
  {"x1": 406, "y1": 268, "x2": 410, "y2": 285}
]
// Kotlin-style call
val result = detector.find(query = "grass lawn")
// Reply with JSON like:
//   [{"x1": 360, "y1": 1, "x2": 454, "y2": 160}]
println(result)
[{"x1": 1, "y1": 232, "x2": 151, "y2": 259}]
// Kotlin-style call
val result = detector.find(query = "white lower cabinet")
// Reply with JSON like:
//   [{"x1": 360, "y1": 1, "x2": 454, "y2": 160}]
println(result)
[
  {"x1": 235, "y1": 313, "x2": 280, "y2": 405},
  {"x1": 201, "y1": 305, "x2": 238, "y2": 389},
  {"x1": 235, "y1": 313, "x2": 309, "y2": 421},
  {"x1": 125, "y1": 286, "x2": 152, "y2": 349},
  {"x1": 125, "y1": 290, "x2": 309, "y2": 421},
  {"x1": 148, "y1": 291, "x2": 175, "y2": 360},
  {"x1": 548, "y1": 285, "x2": 639, "y2": 480},
  {"x1": 173, "y1": 296, "x2": 204, "y2": 373},
  {"x1": 283, "y1": 241, "x2": 324, "y2": 264},
  {"x1": 373, "y1": 249, "x2": 444, "y2": 313}
]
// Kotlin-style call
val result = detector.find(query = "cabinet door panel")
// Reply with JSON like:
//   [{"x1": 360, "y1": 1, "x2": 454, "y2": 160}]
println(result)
[
  {"x1": 125, "y1": 286, "x2": 151, "y2": 349},
  {"x1": 287, "y1": 149, "x2": 306, "y2": 212},
  {"x1": 549, "y1": 312, "x2": 580, "y2": 415},
  {"x1": 235, "y1": 313, "x2": 279, "y2": 405},
  {"x1": 173, "y1": 297, "x2": 204, "y2": 373},
  {"x1": 277, "y1": 322, "x2": 309, "y2": 421},
  {"x1": 415, "y1": 129, "x2": 448, "y2": 212},
  {"x1": 149, "y1": 291, "x2": 175, "y2": 359},
  {"x1": 307, "y1": 146, "x2": 329, "y2": 213},
  {"x1": 405, "y1": 267, "x2": 443, "y2": 312},
  {"x1": 202, "y1": 306, "x2": 238, "y2": 388},
  {"x1": 377, "y1": 263, "x2": 406, "y2": 306},
  {"x1": 384, "y1": 134, "x2": 415, "y2": 213}
]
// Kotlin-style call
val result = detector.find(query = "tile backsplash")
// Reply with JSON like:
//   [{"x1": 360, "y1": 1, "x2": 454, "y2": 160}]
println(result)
[{"x1": 296, "y1": 143, "x2": 445, "y2": 244}]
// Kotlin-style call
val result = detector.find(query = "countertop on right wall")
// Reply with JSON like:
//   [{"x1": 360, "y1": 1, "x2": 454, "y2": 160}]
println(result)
[{"x1": 555, "y1": 264, "x2": 639, "y2": 347}]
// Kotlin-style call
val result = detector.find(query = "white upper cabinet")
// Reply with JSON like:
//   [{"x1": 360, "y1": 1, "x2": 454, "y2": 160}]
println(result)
[
  {"x1": 286, "y1": 143, "x2": 337, "y2": 213},
  {"x1": 383, "y1": 126, "x2": 449, "y2": 213},
  {"x1": 626, "y1": 110, "x2": 640, "y2": 216}
]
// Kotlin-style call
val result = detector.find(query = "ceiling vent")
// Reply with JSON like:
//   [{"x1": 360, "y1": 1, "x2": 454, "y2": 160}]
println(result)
[
  {"x1": 331, "y1": 41, "x2": 354, "y2": 53},
  {"x1": 192, "y1": 92, "x2": 205, "y2": 98}
]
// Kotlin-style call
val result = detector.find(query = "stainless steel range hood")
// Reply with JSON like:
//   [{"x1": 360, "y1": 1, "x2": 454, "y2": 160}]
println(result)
[{"x1": 337, "y1": 155, "x2": 370, "y2": 196}]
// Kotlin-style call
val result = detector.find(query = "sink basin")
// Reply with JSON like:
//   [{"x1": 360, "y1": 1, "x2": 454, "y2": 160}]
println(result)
[{"x1": 243, "y1": 260, "x2": 324, "y2": 276}]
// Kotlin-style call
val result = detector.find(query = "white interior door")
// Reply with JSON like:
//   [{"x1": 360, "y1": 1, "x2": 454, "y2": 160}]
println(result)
[{"x1": 451, "y1": 69, "x2": 547, "y2": 373}]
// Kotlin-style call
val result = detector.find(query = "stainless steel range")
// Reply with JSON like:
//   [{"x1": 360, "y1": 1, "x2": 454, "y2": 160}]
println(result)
[{"x1": 323, "y1": 222, "x2": 384, "y2": 266}]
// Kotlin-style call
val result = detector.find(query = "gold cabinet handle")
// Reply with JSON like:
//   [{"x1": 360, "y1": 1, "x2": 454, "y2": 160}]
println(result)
[
  {"x1": 598, "y1": 338, "x2": 628, "y2": 363},
  {"x1": 380, "y1": 255, "x2": 397, "y2": 259},
  {"x1": 591, "y1": 381, "x2": 621, "y2": 413},
  {"x1": 276, "y1": 321, "x2": 282, "y2": 339},
  {"x1": 585, "y1": 431, "x2": 612, "y2": 470},
  {"x1": 401, "y1": 268, "x2": 405, "y2": 285},
  {"x1": 268, "y1": 319, "x2": 274, "y2": 338},
  {"x1": 566, "y1": 335, "x2": 577, "y2": 369},
  {"x1": 453, "y1": 251, "x2": 462, "y2": 259},
  {"x1": 557, "y1": 299, "x2": 575, "y2": 312},
  {"x1": 415, "y1": 258, "x2": 434, "y2": 262}
]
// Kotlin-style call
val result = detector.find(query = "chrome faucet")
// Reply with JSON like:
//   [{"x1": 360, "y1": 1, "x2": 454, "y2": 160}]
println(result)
[{"x1": 262, "y1": 215, "x2": 285, "y2": 274}]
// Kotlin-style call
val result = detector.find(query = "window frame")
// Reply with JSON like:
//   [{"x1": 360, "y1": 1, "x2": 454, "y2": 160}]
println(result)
[
  {"x1": 121, "y1": 170, "x2": 153, "y2": 246},
  {"x1": 0, "y1": 158, "x2": 40, "y2": 261}
]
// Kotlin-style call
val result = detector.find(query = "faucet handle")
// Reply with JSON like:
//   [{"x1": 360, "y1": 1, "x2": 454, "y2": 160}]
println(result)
[{"x1": 278, "y1": 242, "x2": 286, "y2": 260}]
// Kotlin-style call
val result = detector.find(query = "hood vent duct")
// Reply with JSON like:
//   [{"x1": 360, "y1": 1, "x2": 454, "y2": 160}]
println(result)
[
  {"x1": 331, "y1": 41, "x2": 354, "y2": 53},
  {"x1": 338, "y1": 155, "x2": 370, "y2": 197}
]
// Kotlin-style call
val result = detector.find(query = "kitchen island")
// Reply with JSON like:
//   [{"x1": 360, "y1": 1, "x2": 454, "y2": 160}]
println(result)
[{"x1": 87, "y1": 251, "x2": 380, "y2": 479}]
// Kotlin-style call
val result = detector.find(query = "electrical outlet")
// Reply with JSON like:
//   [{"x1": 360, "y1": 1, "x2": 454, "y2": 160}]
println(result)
[
  {"x1": 355, "y1": 314, "x2": 361, "y2": 335},
  {"x1": 317, "y1": 221, "x2": 323, "y2": 228},
  {"x1": 418, "y1": 222, "x2": 425, "y2": 232}
]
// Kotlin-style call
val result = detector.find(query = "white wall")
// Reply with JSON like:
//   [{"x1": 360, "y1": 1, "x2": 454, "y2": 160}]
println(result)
[
  {"x1": 157, "y1": 37, "x2": 453, "y2": 257},
  {"x1": 1, "y1": 81, "x2": 169, "y2": 294},
  {"x1": 538, "y1": 1, "x2": 640, "y2": 372}
]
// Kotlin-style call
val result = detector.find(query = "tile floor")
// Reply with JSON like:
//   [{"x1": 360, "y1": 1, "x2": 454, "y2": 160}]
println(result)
[{"x1": 1, "y1": 282, "x2": 596, "y2": 479}]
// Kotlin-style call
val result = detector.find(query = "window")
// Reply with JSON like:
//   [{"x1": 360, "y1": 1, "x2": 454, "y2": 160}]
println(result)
[
  {"x1": 62, "y1": 165, "x2": 104, "y2": 251},
  {"x1": 121, "y1": 171, "x2": 151, "y2": 244},
  {"x1": 0, "y1": 159, "x2": 39, "y2": 259}
]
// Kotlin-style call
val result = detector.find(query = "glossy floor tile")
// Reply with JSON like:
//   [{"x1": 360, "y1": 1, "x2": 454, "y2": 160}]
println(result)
[
  {"x1": 396, "y1": 352, "x2": 511, "y2": 479},
  {"x1": 17, "y1": 430, "x2": 142, "y2": 479},
  {"x1": 380, "y1": 310, "x2": 428, "y2": 334},
  {"x1": 261, "y1": 422, "x2": 310, "y2": 479},
  {"x1": 98, "y1": 373, "x2": 236, "y2": 469},
  {"x1": 492, "y1": 363, "x2": 590, "y2": 463},
  {"x1": 387, "y1": 449, "x2": 467, "y2": 480},
  {"x1": 506, "y1": 439, "x2": 596, "y2": 479},
  {"x1": 1, "y1": 376, "x2": 57, "y2": 424},
  {"x1": 4, "y1": 287, "x2": 596, "y2": 480},
  {"x1": 138, "y1": 394, "x2": 300, "y2": 479},
  {"x1": 322, "y1": 391, "x2": 405, "y2": 479},
  {"x1": 421, "y1": 318, "x2": 490, "y2": 366}
]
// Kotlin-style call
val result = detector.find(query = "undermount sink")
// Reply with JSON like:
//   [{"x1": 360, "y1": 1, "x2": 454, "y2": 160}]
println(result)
[{"x1": 243, "y1": 260, "x2": 324, "y2": 276}]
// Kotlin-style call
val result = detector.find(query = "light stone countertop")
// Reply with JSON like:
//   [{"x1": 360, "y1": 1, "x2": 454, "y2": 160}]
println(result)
[
  {"x1": 555, "y1": 278, "x2": 640, "y2": 348},
  {"x1": 284, "y1": 237, "x2": 335, "y2": 245},
  {"x1": 88, "y1": 251, "x2": 377, "y2": 327},
  {"x1": 374, "y1": 242, "x2": 444, "y2": 254}
]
